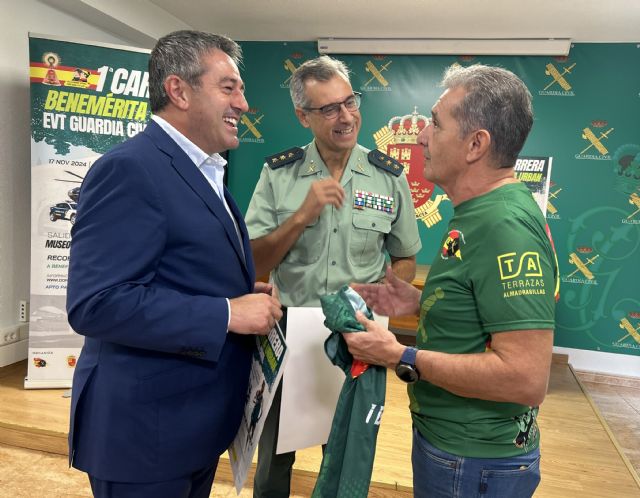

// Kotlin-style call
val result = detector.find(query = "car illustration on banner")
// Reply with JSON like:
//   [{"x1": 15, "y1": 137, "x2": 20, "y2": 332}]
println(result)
[{"x1": 49, "y1": 201, "x2": 77, "y2": 224}]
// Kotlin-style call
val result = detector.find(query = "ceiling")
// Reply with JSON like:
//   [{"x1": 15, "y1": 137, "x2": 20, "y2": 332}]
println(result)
[
  {"x1": 148, "y1": 0, "x2": 640, "y2": 42},
  {"x1": 43, "y1": 0, "x2": 640, "y2": 49}
]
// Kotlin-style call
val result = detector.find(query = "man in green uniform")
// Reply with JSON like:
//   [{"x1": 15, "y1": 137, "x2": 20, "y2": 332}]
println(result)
[
  {"x1": 344, "y1": 64, "x2": 558, "y2": 498},
  {"x1": 245, "y1": 55, "x2": 421, "y2": 498}
]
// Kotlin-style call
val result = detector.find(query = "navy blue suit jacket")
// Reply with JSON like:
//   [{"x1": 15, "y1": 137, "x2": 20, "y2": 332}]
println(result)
[{"x1": 67, "y1": 120, "x2": 255, "y2": 483}]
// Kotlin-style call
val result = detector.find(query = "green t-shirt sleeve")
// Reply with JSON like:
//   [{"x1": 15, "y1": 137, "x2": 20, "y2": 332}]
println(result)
[
  {"x1": 385, "y1": 173, "x2": 422, "y2": 257},
  {"x1": 245, "y1": 165, "x2": 277, "y2": 240},
  {"x1": 473, "y1": 215, "x2": 556, "y2": 333}
]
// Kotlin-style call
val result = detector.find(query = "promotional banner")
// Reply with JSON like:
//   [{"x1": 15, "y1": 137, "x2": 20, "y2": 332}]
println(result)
[
  {"x1": 26, "y1": 34, "x2": 150, "y2": 388},
  {"x1": 514, "y1": 156, "x2": 553, "y2": 216},
  {"x1": 231, "y1": 42, "x2": 640, "y2": 358}
]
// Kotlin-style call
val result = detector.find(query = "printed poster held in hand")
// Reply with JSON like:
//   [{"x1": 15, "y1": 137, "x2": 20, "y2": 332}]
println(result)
[{"x1": 228, "y1": 322, "x2": 288, "y2": 493}]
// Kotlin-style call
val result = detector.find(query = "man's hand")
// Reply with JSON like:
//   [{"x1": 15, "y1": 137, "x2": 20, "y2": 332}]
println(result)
[
  {"x1": 229, "y1": 291, "x2": 282, "y2": 335},
  {"x1": 342, "y1": 311, "x2": 405, "y2": 369},
  {"x1": 253, "y1": 281, "x2": 274, "y2": 295},
  {"x1": 295, "y1": 178, "x2": 345, "y2": 225},
  {"x1": 351, "y1": 266, "x2": 421, "y2": 317}
]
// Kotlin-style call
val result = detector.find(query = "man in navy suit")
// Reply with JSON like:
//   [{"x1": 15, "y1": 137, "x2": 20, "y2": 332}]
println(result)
[{"x1": 66, "y1": 30, "x2": 282, "y2": 498}]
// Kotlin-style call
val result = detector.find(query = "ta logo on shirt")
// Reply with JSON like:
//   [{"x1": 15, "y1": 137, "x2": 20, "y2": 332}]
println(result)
[
  {"x1": 441, "y1": 229, "x2": 465, "y2": 260},
  {"x1": 498, "y1": 252, "x2": 546, "y2": 299},
  {"x1": 497, "y1": 252, "x2": 543, "y2": 280}
]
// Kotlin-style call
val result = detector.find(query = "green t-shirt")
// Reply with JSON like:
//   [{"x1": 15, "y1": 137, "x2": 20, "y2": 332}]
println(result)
[
  {"x1": 409, "y1": 182, "x2": 557, "y2": 458},
  {"x1": 245, "y1": 141, "x2": 421, "y2": 307}
]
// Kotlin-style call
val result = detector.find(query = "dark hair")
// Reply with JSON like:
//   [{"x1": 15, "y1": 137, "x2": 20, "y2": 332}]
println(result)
[
  {"x1": 442, "y1": 64, "x2": 533, "y2": 168},
  {"x1": 149, "y1": 30, "x2": 242, "y2": 113}
]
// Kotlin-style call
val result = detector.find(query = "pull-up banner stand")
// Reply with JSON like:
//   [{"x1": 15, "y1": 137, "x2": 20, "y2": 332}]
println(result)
[{"x1": 26, "y1": 33, "x2": 150, "y2": 388}]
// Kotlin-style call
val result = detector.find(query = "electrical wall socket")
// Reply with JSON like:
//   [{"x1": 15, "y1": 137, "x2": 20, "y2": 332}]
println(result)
[
  {"x1": 19, "y1": 300, "x2": 29, "y2": 323},
  {"x1": 1, "y1": 325, "x2": 21, "y2": 346}
]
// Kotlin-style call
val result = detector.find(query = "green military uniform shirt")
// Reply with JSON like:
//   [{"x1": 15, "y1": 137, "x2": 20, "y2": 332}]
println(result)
[{"x1": 245, "y1": 140, "x2": 421, "y2": 307}]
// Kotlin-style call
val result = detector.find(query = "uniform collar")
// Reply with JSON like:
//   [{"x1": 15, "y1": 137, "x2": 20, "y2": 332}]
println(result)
[
  {"x1": 301, "y1": 141, "x2": 371, "y2": 178},
  {"x1": 347, "y1": 145, "x2": 372, "y2": 177},
  {"x1": 300, "y1": 141, "x2": 326, "y2": 177}
]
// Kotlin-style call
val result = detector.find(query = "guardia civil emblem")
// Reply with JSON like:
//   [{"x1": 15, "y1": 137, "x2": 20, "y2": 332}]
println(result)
[
  {"x1": 576, "y1": 120, "x2": 614, "y2": 160},
  {"x1": 281, "y1": 52, "x2": 303, "y2": 88},
  {"x1": 627, "y1": 191, "x2": 640, "y2": 222},
  {"x1": 539, "y1": 57, "x2": 576, "y2": 97},
  {"x1": 373, "y1": 108, "x2": 449, "y2": 227},
  {"x1": 362, "y1": 57, "x2": 392, "y2": 91},
  {"x1": 563, "y1": 246, "x2": 599, "y2": 284},
  {"x1": 618, "y1": 314, "x2": 640, "y2": 348},
  {"x1": 547, "y1": 181, "x2": 562, "y2": 219},
  {"x1": 239, "y1": 108, "x2": 264, "y2": 143}
]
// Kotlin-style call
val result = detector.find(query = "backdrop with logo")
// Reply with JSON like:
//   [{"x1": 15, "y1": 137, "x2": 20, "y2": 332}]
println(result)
[
  {"x1": 230, "y1": 42, "x2": 640, "y2": 358},
  {"x1": 27, "y1": 34, "x2": 151, "y2": 387},
  {"x1": 25, "y1": 39, "x2": 640, "y2": 389}
]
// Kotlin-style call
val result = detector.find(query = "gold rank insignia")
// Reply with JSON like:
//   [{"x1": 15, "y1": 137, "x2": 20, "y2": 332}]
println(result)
[
  {"x1": 367, "y1": 150, "x2": 403, "y2": 177},
  {"x1": 265, "y1": 147, "x2": 304, "y2": 170}
]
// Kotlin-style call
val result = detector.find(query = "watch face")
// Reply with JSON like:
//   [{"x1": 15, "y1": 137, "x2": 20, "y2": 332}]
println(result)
[{"x1": 396, "y1": 363, "x2": 419, "y2": 384}]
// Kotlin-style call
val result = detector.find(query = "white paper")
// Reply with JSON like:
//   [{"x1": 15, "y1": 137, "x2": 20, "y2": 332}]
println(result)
[{"x1": 277, "y1": 307, "x2": 388, "y2": 454}]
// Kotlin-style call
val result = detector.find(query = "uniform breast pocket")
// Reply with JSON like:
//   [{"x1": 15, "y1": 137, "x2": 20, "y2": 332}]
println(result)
[
  {"x1": 349, "y1": 213, "x2": 392, "y2": 265},
  {"x1": 276, "y1": 210, "x2": 325, "y2": 265}
]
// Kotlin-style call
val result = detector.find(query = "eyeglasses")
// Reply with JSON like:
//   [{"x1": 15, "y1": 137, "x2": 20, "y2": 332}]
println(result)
[{"x1": 303, "y1": 92, "x2": 361, "y2": 119}]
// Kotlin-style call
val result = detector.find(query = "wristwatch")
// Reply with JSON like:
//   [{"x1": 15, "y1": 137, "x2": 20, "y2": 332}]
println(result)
[{"x1": 395, "y1": 346, "x2": 420, "y2": 384}]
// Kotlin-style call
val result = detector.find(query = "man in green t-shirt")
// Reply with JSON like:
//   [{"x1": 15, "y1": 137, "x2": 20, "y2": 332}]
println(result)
[
  {"x1": 245, "y1": 55, "x2": 421, "y2": 498},
  {"x1": 344, "y1": 64, "x2": 558, "y2": 498}
]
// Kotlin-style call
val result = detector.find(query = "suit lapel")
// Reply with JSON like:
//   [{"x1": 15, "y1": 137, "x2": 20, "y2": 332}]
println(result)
[
  {"x1": 144, "y1": 122, "x2": 251, "y2": 282},
  {"x1": 225, "y1": 186, "x2": 255, "y2": 282}
]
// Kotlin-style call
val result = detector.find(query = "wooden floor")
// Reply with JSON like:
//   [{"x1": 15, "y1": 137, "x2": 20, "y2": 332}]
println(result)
[
  {"x1": 1, "y1": 358, "x2": 639, "y2": 497},
  {"x1": 577, "y1": 373, "x2": 640, "y2": 474}
]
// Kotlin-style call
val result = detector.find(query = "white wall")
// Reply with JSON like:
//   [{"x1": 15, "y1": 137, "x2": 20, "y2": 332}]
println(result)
[
  {"x1": 554, "y1": 347, "x2": 640, "y2": 377},
  {"x1": 0, "y1": 0, "x2": 128, "y2": 335}
]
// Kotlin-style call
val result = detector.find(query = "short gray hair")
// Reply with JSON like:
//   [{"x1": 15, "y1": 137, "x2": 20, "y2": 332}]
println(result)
[
  {"x1": 442, "y1": 64, "x2": 533, "y2": 168},
  {"x1": 289, "y1": 55, "x2": 351, "y2": 109},
  {"x1": 149, "y1": 30, "x2": 242, "y2": 113}
]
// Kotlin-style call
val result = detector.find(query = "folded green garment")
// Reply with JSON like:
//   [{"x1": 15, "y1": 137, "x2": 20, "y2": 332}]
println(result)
[{"x1": 313, "y1": 286, "x2": 387, "y2": 498}]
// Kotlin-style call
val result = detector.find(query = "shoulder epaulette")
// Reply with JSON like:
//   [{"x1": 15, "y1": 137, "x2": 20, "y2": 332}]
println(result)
[
  {"x1": 367, "y1": 150, "x2": 403, "y2": 177},
  {"x1": 265, "y1": 147, "x2": 304, "y2": 170}
]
